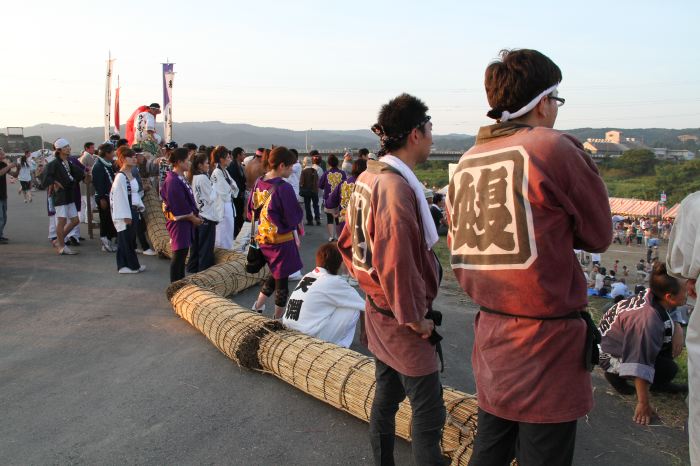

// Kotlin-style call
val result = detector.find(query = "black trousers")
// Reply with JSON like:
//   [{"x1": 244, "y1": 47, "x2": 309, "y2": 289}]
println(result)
[
  {"x1": 233, "y1": 198, "x2": 245, "y2": 238},
  {"x1": 468, "y1": 408, "x2": 577, "y2": 466},
  {"x1": 97, "y1": 198, "x2": 116, "y2": 240},
  {"x1": 187, "y1": 220, "x2": 217, "y2": 273},
  {"x1": 171, "y1": 248, "x2": 188, "y2": 282},
  {"x1": 260, "y1": 275, "x2": 290, "y2": 307},
  {"x1": 370, "y1": 359, "x2": 448, "y2": 466},
  {"x1": 133, "y1": 211, "x2": 151, "y2": 250},
  {"x1": 116, "y1": 216, "x2": 140, "y2": 271},
  {"x1": 301, "y1": 192, "x2": 320, "y2": 224}
]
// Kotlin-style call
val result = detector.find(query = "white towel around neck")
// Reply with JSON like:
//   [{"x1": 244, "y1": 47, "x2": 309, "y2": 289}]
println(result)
[{"x1": 381, "y1": 154, "x2": 439, "y2": 249}]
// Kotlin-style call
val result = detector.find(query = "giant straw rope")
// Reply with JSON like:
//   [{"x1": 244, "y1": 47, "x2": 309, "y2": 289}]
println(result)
[{"x1": 143, "y1": 188, "x2": 478, "y2": 464}]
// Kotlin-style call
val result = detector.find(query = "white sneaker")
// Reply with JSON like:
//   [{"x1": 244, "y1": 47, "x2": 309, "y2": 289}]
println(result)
[
  {"x1": 118, "y1": 267, "x2": 139, "y2": 274},
  {"x1": 138, "y1": 265, "x2": 147, "y2": 272},
  {"x1": 142, "y1": 248, "x2": 156, "y2": 256},
  {"x1": 101, "y1": 237, "x2": 116, "y2": 252},
  {"x1": 251, "y1": 302, "x2": 266, "y2": 314},
  {"x1": 135, "y1": 248, "x2": 144, "y2": 254},
  {"x1": 288, "y1": 270, "x2": 303, "y2": 280},
  {"x1": 59, "y1": 246, "x2": 78, "y2": 255}
]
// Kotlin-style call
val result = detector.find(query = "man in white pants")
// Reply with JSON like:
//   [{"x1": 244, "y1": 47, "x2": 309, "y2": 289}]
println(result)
[{"x1": 666, "y1": 192, "x2": 700, "y2": 465}]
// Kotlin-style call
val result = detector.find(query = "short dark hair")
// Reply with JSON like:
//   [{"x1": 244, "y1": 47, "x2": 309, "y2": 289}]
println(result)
[
  {"x1": 98, "y1": 143, "x2": 114, "y2": 155},
  {"x1": 484, "y1": 49, "x2": 562, "y2": 120},
  {"x1": 327, "y1": 154, "x2": 339, "y2": 168},
  {"x1": 117, "y1": 138, "x2": 128, "y2": 148},
  {"x1": 650, "y1": 262, "x2": 681, "y2": 299},
  {"x1": 232, "y1": 147, "x2": 244, "y2": 158},
  {"x1": 183, "y1": 143, "x2": 198, "y2": 152},
  {"x1": 374, "y1": 93, "x2": 429, "y2": 154},
  {"x1": 351, "y1": 159, "x2": 367, "y2": 178},
  {"x1": 289, "y1": 148, "x2": 299, "y2": 162},
  {"x1": 358, "y1": 148, "x2": 369, "y2": 157},
  {"x1": 84, "y1": 142, "x2": 95, "y2": 150},
  {"x1": 316, "y1": 242, "x2": 342, "y2": 275},
  {"x1": 169, "y1": 147, "x2": 190, "y2": 165},
  {"x1": 309, "y1": 149, "x2": 320, "y2": 156},
  {"x1": 433, "y1": 193, "x2": 444, "y2": 204}
]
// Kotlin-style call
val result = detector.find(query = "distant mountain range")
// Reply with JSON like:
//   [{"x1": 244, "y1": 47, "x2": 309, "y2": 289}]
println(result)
[{"x1": 15, "y1": 122, "x2": 700, "y2": 152}]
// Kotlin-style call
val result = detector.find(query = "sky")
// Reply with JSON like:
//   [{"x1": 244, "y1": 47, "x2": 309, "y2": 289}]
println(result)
[{"x1": 1, "y1": 0, "x2": 698, "y2": 135}]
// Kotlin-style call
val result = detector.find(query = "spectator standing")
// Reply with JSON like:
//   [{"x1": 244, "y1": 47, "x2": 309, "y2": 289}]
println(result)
[
  {"x1": 299, "y1": 156, "x2": 321, "y2": 226},
  {"x1": 161, "y1": 148, "x2": 203, "y2": 282},
  {"x1": 338, "y1": 94, "x2": 447, "y2": 465},
  {"x1": 92, "y1": 143, "x2": 118, "y2": 252},
  {"x1": 17, "y1": 152, "x2": 33, "y2": 203},
  {"x1": 666, "y1": 191, "x2": 700, "y2": 464},
  {"x1": 187, "y1": 153, "x2": 217, "y2": 273},
  {"x1": 226, "y1": 147, "x2": 247, "y2": 238},
  {"x1": 326, "y1": 158, "x2": 367, "y2": 237},
  {"x1": 0, "y1": 148, "x2": 20, "y2": 243},
  {"x1": 110, "y1": 147, "x2": 145, "y2": 274},
  {"x1": 211, "y1": 146, "x2": 238, "y2": 250},
  {"x1": 319, "y1": 154, "x2": 346, "y2": 242},
  {"x1": 40, "y1": 139, "x2": 85, "y2": 255},
  {"x1": 249, "y1": 147, "x2": 304, "y2": 319},
  {"x1": 446, "y1": 49, "x2": 611, "y2": 465},
  {"x1": 78, "y1": 142, "x2": 96, "y2": 223}
]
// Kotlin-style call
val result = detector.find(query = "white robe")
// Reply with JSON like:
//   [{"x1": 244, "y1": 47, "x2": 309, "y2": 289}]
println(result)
[
  {"x1": 666, "y1": 191, "x2": 700, "y2": 465},
  {"x1": 282, "y1": 267, "x2": 364, "y2": 348},
  {"x1": 211, "y1": 166, "x2": 238, "y2": 250},
  {"x1": 109, "y1": 173, "x2": 144, "y2": 233}
]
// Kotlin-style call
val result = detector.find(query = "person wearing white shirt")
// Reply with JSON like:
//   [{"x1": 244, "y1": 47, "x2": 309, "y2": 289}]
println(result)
[
  {"x1": 610, "y1": 279, "x2": 630, "y2": 299},
  {"x1": 134, "y1": 103, "x2": 162, "y2": 155},
  {"x1": 285, "y1": 149, "x2": 302, "y2": 203},
  {"x1": 210, "y1": 146, "x2": 239, "y2": 250},
  {"x1": 110, "y1": 147, "x2": 145, "y2": 274},
  {"x1": 187, "y1": 153, "x2": 217, "y2": 273},
  {"x1": 283, "y1": 243, "x2": 365, "y2": 348},
  {"x1": 78, "y1": 142, "x2": 96, "y2": 223}
]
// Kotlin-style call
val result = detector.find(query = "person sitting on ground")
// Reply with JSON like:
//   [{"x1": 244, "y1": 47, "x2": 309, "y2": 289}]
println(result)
[
  {"x1": 598, "y1": 262, "x2": 688, "y2": 425},
  {"x1": 282, "y1": 242, "x2": 365, "y2": 348},
  {"x1": 610, "y1": 278, "x2": 630, "y2": 299}
]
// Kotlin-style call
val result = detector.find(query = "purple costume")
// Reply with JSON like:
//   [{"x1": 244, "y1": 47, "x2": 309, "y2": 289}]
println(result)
[
  {"x1": 161, "y1": 170, "x2": 198, "y2": 251},
  {"x1": 326, "y1": 176, "x2": 356, "y2": 236},
  {"x1": 247, "y1": 177, "x2": 303, "y2": 279},
  {"x1": 318, "y1": 167, "x2": 346, "y2": 207}
]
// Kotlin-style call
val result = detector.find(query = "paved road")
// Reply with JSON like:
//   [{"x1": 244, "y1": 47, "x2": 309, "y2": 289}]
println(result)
[{"x1": 0, "y1": 190, "x2": 689, "y2": 465}]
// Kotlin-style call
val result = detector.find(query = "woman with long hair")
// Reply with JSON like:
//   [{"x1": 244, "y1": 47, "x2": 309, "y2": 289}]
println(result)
[
  {"x1": 187, "y1": 152, "x2": 217, "y2": 273},
  {"x1": 110, "y1": 147, "x2": 145, "y2": 274},
  {"x1": 17, "y1": 153, "x2": 32, "y2": 203},
  {"x1": 318, "y1": 154, "x2": 346, "y2": 242},
  {"x1": 248, "y1": 146, "x2": 304, "y2": 318},
  {"x1": 210, "y1": 146, "x2": 238, "y2": 250},
  {"x1": 161, "y1": 148, "x2": 203, "y2": 282}
]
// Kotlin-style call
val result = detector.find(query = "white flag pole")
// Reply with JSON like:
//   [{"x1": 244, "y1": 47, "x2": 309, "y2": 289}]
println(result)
[{"x1": 104, "y1": 52, "x2": 114, "y2": 141}]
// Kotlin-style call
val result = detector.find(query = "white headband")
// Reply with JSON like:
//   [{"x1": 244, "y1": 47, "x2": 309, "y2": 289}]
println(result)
[
  {"x1": 54, "y1": 138, "x2": 70, "y2": 149},
  {"x1": 499, "y1": 84, "x2": 558, "y2": 122}
]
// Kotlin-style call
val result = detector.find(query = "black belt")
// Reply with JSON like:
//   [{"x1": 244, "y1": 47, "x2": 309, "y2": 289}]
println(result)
[
  {"x1": 367, "y1": 294, "x2": 445, "y2": 372},
  {"x1": 479, "y1": 306, "x2": 601, "y2": 372}
]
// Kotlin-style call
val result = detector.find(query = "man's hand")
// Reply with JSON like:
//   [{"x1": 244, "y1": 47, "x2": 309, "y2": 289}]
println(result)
[
  {"x1": 191, "y1": 216, "x2": 204, "y2": 226},
  {"x1": 672, "y1": 323, "x2": 685, "y2": 358},
  {"x1": 99, "y1": 199, "x2": 108, "y2": 209},
  {"x1": 406, "y1": 318, "x2": 434, "y2": 339},
  {"x1": 633, "y1": 401, "x2": 656, "y2": 425}
]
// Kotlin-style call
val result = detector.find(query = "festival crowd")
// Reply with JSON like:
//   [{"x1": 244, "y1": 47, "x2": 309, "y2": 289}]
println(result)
[{"x1": 0, "y1": 48, "x2": 697, "y2": 466}]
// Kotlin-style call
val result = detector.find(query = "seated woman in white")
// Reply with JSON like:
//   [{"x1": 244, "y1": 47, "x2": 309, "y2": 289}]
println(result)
[{"x1": 282, "y1": 242, "x2": 364, "y2": 348}]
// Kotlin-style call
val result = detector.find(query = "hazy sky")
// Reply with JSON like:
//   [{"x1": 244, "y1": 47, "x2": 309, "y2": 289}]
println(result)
[{"x1": 1, "y1": 0, "x2": 698, "y2": 134}]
